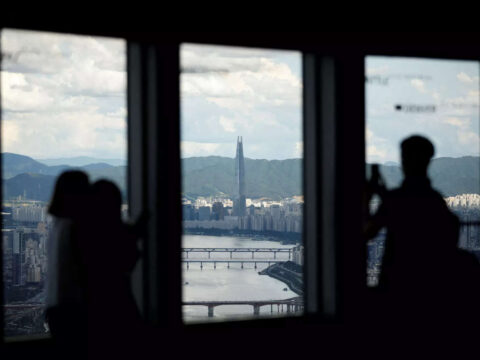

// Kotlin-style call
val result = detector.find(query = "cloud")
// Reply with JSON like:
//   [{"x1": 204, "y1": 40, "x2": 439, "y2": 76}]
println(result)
[
  {"x1": 218, "y1": 116, "x2": 237, "y2": 133},
  {"x1": 443, "y1": 117, "x2": 470, "y2": 128},
  {"x1": 181, "y1": 44, "x2": 302, "y2": 110},
  {"x1": 367, "y1": 144, "x2": 387, "y2": 161},
  {"x1": 410, "y1": 79, "x2": 426, "y2": 93},
  {"x1": 458, "y1": 130, "x2": 480, "y2": 147},
  {"x1": 181, "y1": 141, "x2": 222, "y2": 157},
  {"x1": 180, "y1": 44, "x2": 303, "y2": 160},
  {"x1": 295, "y1": 142, "x2": 303, "y2": 158},
  {"x1": 457, "y1": 72, "x2": 474, "y2": 84},
  {"x1": 366, "y1": 65, "x2": 389, "y2": 76},
  {"x1": 1, "y1": 30, "x2": 127, "y2": 160},
  {"x1": 1, "y1": 72, "x2": 55, "y2": 111}
]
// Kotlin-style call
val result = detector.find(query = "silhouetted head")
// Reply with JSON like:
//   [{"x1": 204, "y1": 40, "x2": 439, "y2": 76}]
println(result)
[
  {"x1": 401, "y1": 135, "x2": 435, "y2": 177},
  {"x1": 49, "y1": 171, "x2": 90, "y2": 219},
  {"x1": 91, "y1": 180, "x2": 122, "y2": 222}
]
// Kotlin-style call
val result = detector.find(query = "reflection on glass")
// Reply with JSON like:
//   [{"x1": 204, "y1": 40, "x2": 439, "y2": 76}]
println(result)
[
  {"x1": 180, "y1": 44, "x2": 304, "y2": 322},
  {"x1": 365, "y1": 56, "x2": 480, "y2": 286},
  {"x1": 1, "y1": 29, "x2": 127, "y2": 337}
]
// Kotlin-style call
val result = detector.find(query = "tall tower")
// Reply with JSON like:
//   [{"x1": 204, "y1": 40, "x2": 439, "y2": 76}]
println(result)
[{"x1": 233, "y1": 136, "x2": 246, "y2": 216}]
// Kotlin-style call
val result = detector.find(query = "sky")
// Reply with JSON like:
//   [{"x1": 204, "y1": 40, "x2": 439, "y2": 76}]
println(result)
[
  {"x1": 2, "y1": 30, "x2": 479, "y2": 164},
  {"x1": 180, "y1": 44, "x2": 303, "y2": 160},
  {"x1": 366, "y1": 56, "x2": 480, "y2": 164},
  {"x1": 1, "y1": 29, "x2": 127, "y2": 160}
]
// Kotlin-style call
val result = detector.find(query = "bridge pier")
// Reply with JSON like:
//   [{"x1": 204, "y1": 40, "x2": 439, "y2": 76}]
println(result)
[
  {"x1": 274, "y1": 252, "x2": 276, "y2": 259},
  {"x1": 187, "y1": 262, "x2": 189, "y2": 270},
  {"x1": 214, "y1": 262, "x2": 216, "y2": 269},
  {"x1": 252, "y1": 251, "x2": 254, "y2": 259},
  {"x1": 241, "y1": 262, "x2": 244, "y2": 269},
  {"x1": 253, "y1": 304, "x2": 260, "y2": 316},
  {"x1": 200, "y1": 262, "x2": 203, "y2": 270},
  {"x1": 208, "y1": 305, "x2": 214, "y2": 318},
  {"x1": 227, "y1": 262, "x2": 230, "y2": 269},
  {"x1": 254, "y1": 262, "x2": 257, "y2": 269}
]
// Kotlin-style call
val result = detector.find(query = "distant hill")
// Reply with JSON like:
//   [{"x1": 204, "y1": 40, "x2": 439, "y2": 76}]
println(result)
[
  {"x1": 2, "y1": 153, "x2": 126, "y2": 201},
  {"x1": 2, "y1": 153, "x2": 51, "y2": 179},
  {"x1": 367, "y1": 156, "x2": 480, "y2": 197},
  {"x1": 1, "y1": 153, "x2": 479, "y2": 202},
  {"x1": 36, "y1": 156, "x2": 126, "y2": 167},
  {"x1": 182, "y1": 156, "x2": 302, "y2": 200},
  {"x1": 4, "y1": 173, "x2": 56, "y2": 202}
]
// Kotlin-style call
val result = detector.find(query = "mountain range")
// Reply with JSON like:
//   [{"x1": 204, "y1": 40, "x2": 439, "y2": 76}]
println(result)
[
  {"x1": 2, "y1": 153, "x2": 126, "y2": 202},
  {"x1": 367, "y1": 156, "x2": 480, "y2": 196},
  {"x1": 1, "y1": 153, "x2": 479, "y2": 202},
  {"x1": 37, "y1": 156, "x2": 126, "y2": 167}
]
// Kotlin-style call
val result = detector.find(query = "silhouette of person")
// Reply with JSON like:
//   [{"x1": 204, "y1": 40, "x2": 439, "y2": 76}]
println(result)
[
  {"x1": 365, "y1": 135, "x2": 480, "y2": 325},
  {"x1": 46, "y1": 170, "x2": 90, "y2": 357},
  {"x1": 83, "y1": 180, "x2": 143, "y2": 350}
]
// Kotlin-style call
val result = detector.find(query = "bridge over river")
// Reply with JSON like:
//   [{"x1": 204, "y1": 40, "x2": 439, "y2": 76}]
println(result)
[
  {"x1": 182, "y1": 247, "x2": 293, "y2": 259},
  {"x1": 182, "y1": 247, "x2": 294, "y2": 269},
  {"x1": 183, "y1": 296, "x2": 303, "y2": 317}
]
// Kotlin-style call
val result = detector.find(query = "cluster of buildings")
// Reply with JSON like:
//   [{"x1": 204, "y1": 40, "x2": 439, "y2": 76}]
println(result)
[
  {"x1": 2, "y1": 202, "x2": 50, "y2": 287},
  {"x1": 291, "y1": 244, "x2": 304, "y2": 266},
  {"x1": 445, "y1": 194, "x2": 480, "y2": 251},
  {"x1": 183, "y1": 137, "x2": 303, "y2": 234},
  {"x1": 367, "y1": 194, "x2": 480, "y2": 287},
  {"x1": 182, "y1": 198, "x2": 302, "y2": 233},
  {"x1": 445, "y1": 193, "x2": 480, "y2": 210}
]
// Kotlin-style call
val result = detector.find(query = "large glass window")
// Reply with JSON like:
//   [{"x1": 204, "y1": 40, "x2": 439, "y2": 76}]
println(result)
[
  {"x1": 1, "y1": 29, "x2": 127, "y2": 338},
  {"x1": 180, "y1": 44, "x2": 304, "y2": 322},
  {"x1": 365, "y1": 56, "x2": 480, "y2": 286}
]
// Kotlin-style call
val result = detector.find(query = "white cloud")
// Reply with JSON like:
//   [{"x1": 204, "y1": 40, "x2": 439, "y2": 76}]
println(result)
[
  {"x1": 458, "y1": 130, "x2": 480, "y2": 147},
  {"x1": 2, "y1": 120, "x2": 20, "y2": 149},
  {"x1": 181, "y1": 44, "x2": 302, "y2": 111},
  {"x1": 443, "y1": 117, "x2": 470, "y2": 128},
  {"x1": 366, "y1": 128, "x2": 374, "y2": 141},
  {"x1": 410, "y1": 79, "x2": 426, "y2": 93},
  {"x1": 218, "y1": 116, "x2": 237, "y2": 133},
  {"x1": 1, "y1": 30, "x2": 127, "y2": 160},
  {"x1": 181, "y1": 141, "x2": 222, "y2": 157},
  {"x1": 367, "y1": 144, "x2": 387, "y2": 161},
  {"x1": 457, "y1": 72, "x2": 474, "y2": 83},
  {"x1": 295, "y1": 142, "x2": 303, "y2": 158},
  {"x1": 366, "y1": 65, "x2": 389, "y2": 76},
  {"x1": 1, "y1": 72, "x2": 55, "y2": 111}
]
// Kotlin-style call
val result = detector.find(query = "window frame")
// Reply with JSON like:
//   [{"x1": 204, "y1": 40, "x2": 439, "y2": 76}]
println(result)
[{"x1": 1, "y1": 29, "x2": 480, "y2": 350}]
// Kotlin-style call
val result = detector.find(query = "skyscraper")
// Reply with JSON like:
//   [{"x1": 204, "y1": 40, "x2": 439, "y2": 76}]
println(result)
[{"x1": 233, "y1": 136, "x2": 247, "y2": 216}]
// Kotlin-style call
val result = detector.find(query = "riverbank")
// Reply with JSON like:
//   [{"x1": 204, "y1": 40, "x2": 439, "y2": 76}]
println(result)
[
  {"x1": 183, "y1": 228, "x2": 301, "y2": 245},
  {"x1": 259, "y1": 261, "x2": 303, "y2": 296}
]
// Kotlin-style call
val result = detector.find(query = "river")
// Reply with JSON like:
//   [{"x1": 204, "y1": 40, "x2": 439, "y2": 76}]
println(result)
[{"x1": 182, "y1": 234, "x2": 302, "y2": 323}]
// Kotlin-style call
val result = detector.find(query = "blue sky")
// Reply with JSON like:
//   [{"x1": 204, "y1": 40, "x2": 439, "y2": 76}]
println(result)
[{"x1": 366, "y1": 56, "x2": 480, "y2": 164}]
